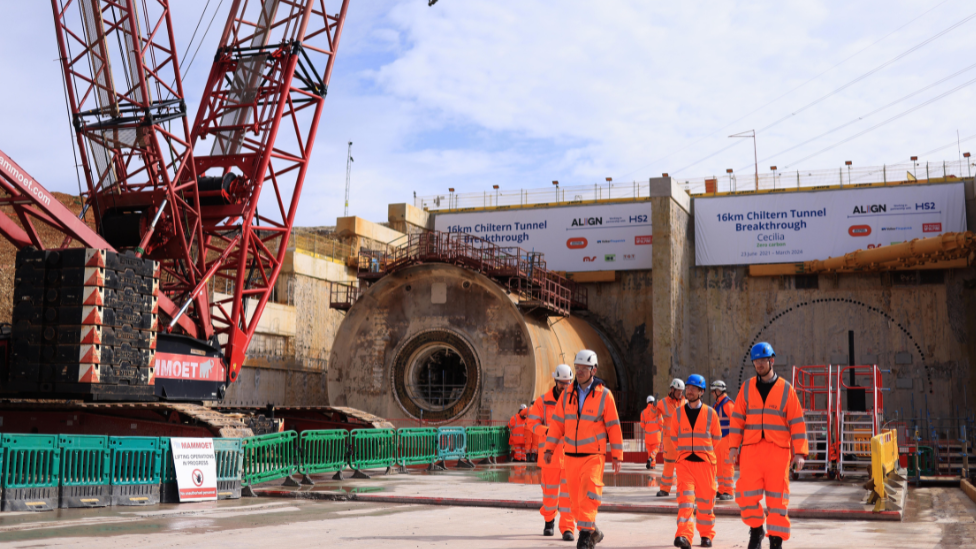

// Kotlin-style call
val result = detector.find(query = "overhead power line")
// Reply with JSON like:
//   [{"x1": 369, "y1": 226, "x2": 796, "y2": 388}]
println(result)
[{"x1": 617, "y1": 0, "x2": 957, "y2": 179}]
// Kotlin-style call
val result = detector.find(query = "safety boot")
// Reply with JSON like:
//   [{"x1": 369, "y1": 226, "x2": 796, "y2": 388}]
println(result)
[
  {"x1": 748, "y1": 526, "x2": 765, "y2": 549},
  {"x1": 673, "y1": 536, "x2": 691, "y2": 548},
  {"x1": 544, "y1": 520, "x2": 555, "y2": 536},
  {"x1": 591, "y1": 526, "x2": 604, "y2": 544},
  {"x1": 562, "y1": 530, "x2": 575, "y2": 541},
  {"x1": 576, "y1": 530, "x2": 593, "y2": 549},
  {"x1": 646, "y1": 459, "x2": 652, "y2": 469},
  {"x1": 700, "y1": 537, "x2": 713, "y2": 547},
  {"x1": 656, "y1": 490, "x2": 669, "y2": 497},
  {"x1": 769, "y1": 536, "x2": 783, "y2": 549}
]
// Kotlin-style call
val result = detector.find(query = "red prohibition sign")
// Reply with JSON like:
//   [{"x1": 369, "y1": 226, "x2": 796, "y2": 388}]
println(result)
[{"x1": 192, "y1": 469, "x2": 205, "y2": 487}]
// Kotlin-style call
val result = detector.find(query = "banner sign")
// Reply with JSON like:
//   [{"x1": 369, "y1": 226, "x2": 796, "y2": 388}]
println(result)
[
  {"x1": 154, "y1": 352, "x2": 225, "y2": 381},
  {"x1": 171, "y1": 438, "x2": 218, "y2": 502},
  {"x1": 694, "y1": 182, "x2": 967, "y2": 266},
  {"x1": 433, "y1": 202, "x2": 652, "y2": 272}
]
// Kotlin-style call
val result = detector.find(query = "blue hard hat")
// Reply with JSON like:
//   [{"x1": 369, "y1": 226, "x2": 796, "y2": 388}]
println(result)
[
  {"x1": 750, "y1": 342, "x2": 776, "y2": 361},
  {"x1": 686, "y1": 374, "x2": 707, "y2": 390}
]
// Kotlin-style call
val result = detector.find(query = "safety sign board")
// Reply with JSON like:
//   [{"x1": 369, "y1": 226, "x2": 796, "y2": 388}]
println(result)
[
  {"x1": 433, "y1": 202, "x2": 653, "y2": 272},
  {"x1": 694, "y1": 182, "x2": 967, "y2": 266},
  {"x1": 170, "y1": 438, "x2": 218, "y2": 501}
]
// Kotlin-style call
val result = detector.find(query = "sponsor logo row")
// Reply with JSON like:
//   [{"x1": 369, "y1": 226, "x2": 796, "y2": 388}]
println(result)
[
  {"x1": 566, "y1": 235, "x2": 653, "y2": 249},
  {"x1": 848, "y1": 222, "x2": 942, "y2": 237},
  {"x1": 582, "y1": 254, "x2": 636, "y2": 263}
]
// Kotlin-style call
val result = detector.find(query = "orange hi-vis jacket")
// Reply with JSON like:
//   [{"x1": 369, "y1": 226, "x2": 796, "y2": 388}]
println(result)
[
  {"x1": 526, "y1": 387, "x2": 566, "y2": 469},
  {"x1": 545, "y1": 378, "x2": 624, "y2": 461},
  {"x1": 670, "y1": 403, "x2": 723, "y2": 464},
  {"x1": 728, "y1": 375, "x2": 809, "y2": 455},
  {"x1": 640, "y1": 404, "x2": 662, "y2": 442},
  {"x1": 509, "y1": 412, "x2": 527, "y2": 448},
  {"x1": 656, "y1": 395, "x2": 686, "y2": 439}
]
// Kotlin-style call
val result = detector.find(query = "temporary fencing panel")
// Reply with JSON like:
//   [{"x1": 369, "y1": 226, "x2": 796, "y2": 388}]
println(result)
[
  {"x1": 298, "y1": 430, "x2": 349, "y2": 478},
  {"x1": 490, "y1": 426, "x2": 511, "y2": 458},
  {"x1": 1, "y1": 433, "x2": 60, "y2": 512},
  {"x1": 436, "y1": 427, "x2": 467, "y2": 463},
  {"x1": 214, "y1": 438, "x2": 245, "y2": 500},
  {"x1": 158, "y1": 437, "x2": 179, "y2": 503},
  {"x1": 349, "y1": 429, "x2": 396, "y2": 473},
  {"x1": 58, "y1": 435, "x2": 110, "y2": 508},
  {"x1": 464, "y1": 427, "x2": 494, "y2": 461},
  {"x1": 396, "y1": 428, "x2": 438, "y2": 467},
  {"x1": 868, "y1": 430, "x2": 903, "y2": 512},
  {"x1": 242, "y1": 431, "x2": 299, "y2": 487},
  {"x1": 109, "y1": 436, "x2": 162, "y2": 506}
]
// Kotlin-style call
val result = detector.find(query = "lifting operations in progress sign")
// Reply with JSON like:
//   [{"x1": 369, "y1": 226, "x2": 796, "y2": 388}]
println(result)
[
  {"x1": 693, "y1": 182, "x2": 967, "y2": 266},
  {"x1": 170, "y1": 438, "x2": 218, "y2": 501}
]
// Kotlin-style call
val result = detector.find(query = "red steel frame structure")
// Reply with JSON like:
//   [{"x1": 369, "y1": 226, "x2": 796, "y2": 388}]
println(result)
[{"x1": 37, "y1": 0, "x2": 349, "y2": 392}]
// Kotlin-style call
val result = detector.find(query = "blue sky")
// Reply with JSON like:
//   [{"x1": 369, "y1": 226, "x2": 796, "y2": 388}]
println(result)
[{"x1": 2, "y1": 1, "x2": 975, "y2": 226}]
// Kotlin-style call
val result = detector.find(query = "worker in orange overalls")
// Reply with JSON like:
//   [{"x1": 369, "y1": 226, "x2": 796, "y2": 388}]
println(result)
[
  {"x1": 671, "y1": 374, "x2": 722, "y2": 548},
  {"x1": 526, "y1": 364, "x2": 577, "y2": 542},
  {"x1": 656, "y1": 378, "x2": 687, "y2": 497},
  {"x1": 711, "y1": 380, "x2": 736, "y2": 500},
  {"x1": 544, "y1": 350, "x2": 623, "y2": 549},
  {"x1": 640, "y1": 395, "x2": 662, "y2": 469},
  {"x1": 509, "y1": 404, "x2": 528, "y2": 461},
  {"x1": 728, "y1": 342, "x2": 808, "y2": 549}
]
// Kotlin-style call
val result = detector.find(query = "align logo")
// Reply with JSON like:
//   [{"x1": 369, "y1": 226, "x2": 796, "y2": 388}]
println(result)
[
  {"x1": 848, "y1": 225, "x2": 872, "y2": 237},
  {"x1": 567, "y1": 237, "x2": 588, "y2": 249},
  {"x1": 571, "y1": 217, "x2": 602, "y2": 227},
  {"x1": 923, "y1": 223, "x2": 942, "y2": 233},
  {"x1": 852, "y1": 204, "x2": 886, "y2": 214},
  {"x1": 583, "y1": 256, "x2": 597, "y2": 262},
  {"x1": 635, "y1": 235, "x2": 653, "y2": 245}
]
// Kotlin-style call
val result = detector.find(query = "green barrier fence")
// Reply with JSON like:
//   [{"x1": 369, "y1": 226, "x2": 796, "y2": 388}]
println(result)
[
  {"x1": 242, "y1": 431, "x2": 299, "y2": 487},
  {"x1": 464, "y1": 427, "x2": 494, "y2": 461},
  {"x1": 214, "y1": 438, "x2": 245, "y2": 499},
  {"x1": 349, "y1": 429, "x2": 396, "y2": 477},
  {"x1": 396, "y1": 428, "x2": 438, "y2": 469},
  {"x1": 158, "y1": 437, "x2": 179, "y2": 503},
  {"x1": 58, "y1": 435, "x2": 110, "y2": 508},
  {"x1": 436, "y1": 427, "x2": 467, "y2": 464},
  {"x1": 297, "y1": 430, "x2": 348, "y2": 482},
  {"x1": 109, "y1": 436, "x2": 162, "y2": 506},
  {"x1": 489, "y1": 426, "x2": 511, "y2": 458},
  {"x1": 1, "y1": 433, "x2": 60, "y2": 511}
]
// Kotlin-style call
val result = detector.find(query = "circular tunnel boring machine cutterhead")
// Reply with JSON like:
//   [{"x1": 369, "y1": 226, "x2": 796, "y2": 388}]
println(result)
[{"x1": 328, "y1": 262, "x2": 619, "y2": 423}]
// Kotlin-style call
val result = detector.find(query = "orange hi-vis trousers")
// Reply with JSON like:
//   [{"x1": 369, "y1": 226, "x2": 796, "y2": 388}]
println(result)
[
  {"x1": 540, "y1": 467, "x2": 576, "y2": 534},
  {"x1": 564, "y1": 454, "x2": 605, "y2": 532},
  {"x1": 715, "y1": 436, "x2": 734, "y2": 495},
  {"x1": 735, "y1": 440, "x2": 793, "y2": 541},
  {"x1": 644, "y1": 437, "x2": 661, "y2": 464},
  {"x1": 660, "y1": 437, "x2": 677, "y2": 494},
  {"x1": 675, "y1": 460, "x2": 717, "y2": 542}
]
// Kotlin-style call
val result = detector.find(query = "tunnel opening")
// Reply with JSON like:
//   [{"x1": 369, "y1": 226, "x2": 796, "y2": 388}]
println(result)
[
  {"x1": 407, "y1": 346, "x2": 469, "y2": 411},
  {"x1": 392, "y1": 330, "x2": 481, "y2": 422}
]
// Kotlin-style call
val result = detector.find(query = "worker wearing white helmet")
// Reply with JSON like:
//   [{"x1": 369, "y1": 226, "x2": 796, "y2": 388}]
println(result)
[
  {"x1": 544, "y1": 350, "x2": 624, "y2": 548},
  {"x1": 525, "y1": 364, "x2": 577, "y2": 541},
  {"x1": 509, "y1": 403, "x2": 530, "y2": 462},
  {"x1": 655, "y1": 378, "x2": 687, "y2": 497},
  {"x1": 640, "y1": 395, "x2": 663, "y2": 470}
]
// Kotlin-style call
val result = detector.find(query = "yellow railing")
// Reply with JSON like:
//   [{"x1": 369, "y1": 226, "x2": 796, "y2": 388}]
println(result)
[{"x1": 868, "y1": 429, "x2": 903, "y2": 512}]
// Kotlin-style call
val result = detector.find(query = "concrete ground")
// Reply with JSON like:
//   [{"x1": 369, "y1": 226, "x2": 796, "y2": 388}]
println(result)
[{"x1": 0, "y1": 464, "x2": 973, "y2": 548}]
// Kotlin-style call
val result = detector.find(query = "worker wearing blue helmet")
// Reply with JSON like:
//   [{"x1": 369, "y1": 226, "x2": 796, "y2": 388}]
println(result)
[{"x1": 671, "y1": 373, "x2": 722, "y2": 548}]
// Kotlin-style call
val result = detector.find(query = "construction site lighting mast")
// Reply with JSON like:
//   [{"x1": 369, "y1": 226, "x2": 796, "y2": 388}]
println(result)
[
  {"x1": 42, "y1": 0, "x2": 350, "y2": 397},
  {"x1": 344, "y1": 141, "x2": 353, "y2": 217}
]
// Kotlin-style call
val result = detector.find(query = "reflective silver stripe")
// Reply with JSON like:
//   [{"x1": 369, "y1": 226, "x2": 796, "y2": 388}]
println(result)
[
  {"x1": 664, "y1": 459, "x2": 676, "y2": 463},
  {"x1": 543, "y1": 484, "x2": 560, "y2": 490},
  {"x1": 646, "y1": 429, "x2": 661, "y2": 434},
  {"x1": 565, "y1": 414, "x2": 579, "y2": 421},
  {"x1": 558, "y1": 506, "x2": 571, "y2": 513},
  {"x1": 678, "y1": 503, "x2": 696, "y2": 509},
  {"x1": 744, "y1": 378, "x2": 752, "y2": 408},
  {"x1": 697, "y1": 518, "x2": 715, "y2": 526},
  {"x1": 553, "y1": 415, "x2": 564, "y2": 423},
  {"x1": 729, "y1": 428, "x2": 744, "y2": 435},
  {"x1": 767, "y1": 506, "x2": 788, "y2": 516},
  {"x1": 677, "y1": 445, "x2": 714, "y2": 452},
  {"x1": 741, "y1": 489, "x2": 763, "y2": 497},
  {"x1": 561, "y1": 478, "x2": 568, "y2": 484},
  {"x1": 547, "y1": 436, "x2": 561, "y2": 444},
  {"x1": 732, "y1": 412, "x2": 746, "y2": 420},
  {"x1": 696, "y1": 497, "x2": 710, "y2": 504},
  {"x1": 544, "y1": 400, "x2": 557, "y2": 405},
  {"x1": 595, "y1": 432, "x2": 608, "y2": 441},
  {"x1": 779, "y1": 380, "x2": 791, "y2": 412},
  {"x1": 606, "y1": 419, "x2": 620, "y2": 428},
  {"x1": 767, "y1": 524, "x2": 790, "y2": 534},
  {"x1": 596, "y1": 389, "x2": 608, "y2": 417},
  {"x1": 792, "y1": 433, "x2": 807, "y2": 440},
  {"x1": 586, "y1": 491, "x2": 602, "y2": 501},
  {"x1": 676, "y1": 517, "x2": 694, "y2": 523},
  {"x1": 528, "y1": 414, "x2": 543, "y2": 421},
  {"x1": 580, "y1": 414, "x2": 599, "y2": 421},
  {"x1": 765, "y1": 490, "x2": 784, "y2": 499},
  {"x1": 682, "y1": 490, "x2": 695, "y2": 496},
  {"x1": 789, "y1": 416, "x2": 804, "y2": 425},
  {"x1": 578, "y1": 521, "x2": 595, "y2": 528},
  {"x1": 610, "y1": 443, "x2": 623, "y2": 450},
  {"x1": 543, "y1": 505, "x2": 557, "y2": 511},
  {"x1": 739, "y1": 504, "x2": 761, "y2": 510}
]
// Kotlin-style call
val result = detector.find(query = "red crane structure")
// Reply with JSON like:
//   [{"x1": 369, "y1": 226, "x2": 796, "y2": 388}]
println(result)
[{"x1": 0, "y1": 0, "x2": 349, "y2": 403}]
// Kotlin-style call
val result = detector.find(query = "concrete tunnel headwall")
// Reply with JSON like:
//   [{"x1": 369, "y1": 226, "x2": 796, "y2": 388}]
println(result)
[{"x1": 327, "y1": 263, "x2": 621, "y2": 422}]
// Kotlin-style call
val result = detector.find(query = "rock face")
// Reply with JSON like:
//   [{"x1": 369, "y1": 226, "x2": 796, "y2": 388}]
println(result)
[{"x1": 328, "y1": 263, "x2": 619, "y2": 423}]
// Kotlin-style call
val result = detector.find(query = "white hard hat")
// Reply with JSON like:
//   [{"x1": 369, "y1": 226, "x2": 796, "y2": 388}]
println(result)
[
  {"x1": 519, "y1": 404, "x2": 527, "y2": 410},
  {"x1": 711, "y1": 380, "x2": 727, "y2": 391},
  {"x1": 646, "y1": 395, "x2": 656, "y2": 404},
  {"x1": 574, "y1": 350, "x2": 598, "y2": 367},
  {"x1": 670, "y1": 378, "x2": 685, "y2": 391},
  {"x1": 553, "y1": 364, "x2": 574, "y2": 381}
]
